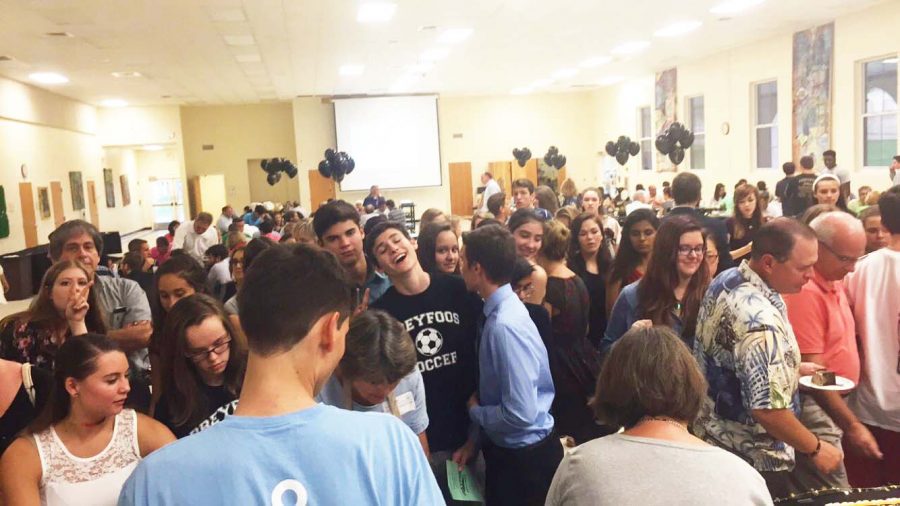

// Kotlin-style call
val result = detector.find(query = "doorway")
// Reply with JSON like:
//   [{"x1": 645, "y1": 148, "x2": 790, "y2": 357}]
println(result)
[{"x1": 149, "y1": 178, "x2": 185, "y2": 230}]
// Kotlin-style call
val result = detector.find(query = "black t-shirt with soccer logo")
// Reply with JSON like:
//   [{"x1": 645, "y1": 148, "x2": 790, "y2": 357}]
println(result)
[{"x1": 372, "y1": 273, "x2": 480, "y2": 452}]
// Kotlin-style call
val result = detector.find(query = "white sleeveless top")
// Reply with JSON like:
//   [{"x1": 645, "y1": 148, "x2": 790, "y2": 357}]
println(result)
[{"x1": 34, "y1": 409, "x2": 141, "y2": 506}]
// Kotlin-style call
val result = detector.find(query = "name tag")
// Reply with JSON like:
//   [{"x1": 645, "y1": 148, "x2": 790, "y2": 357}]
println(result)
[{"x1": 394, "y1": 392, "x2": 416, "y2": 416}]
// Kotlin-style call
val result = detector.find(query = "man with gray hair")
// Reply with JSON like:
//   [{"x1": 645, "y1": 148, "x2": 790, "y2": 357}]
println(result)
[
  {"x1": 48, "y1": 220, "x2": 153, "y2": 405},
  {"x1": 783, "y1": 212, "x2": 882, "y2": 492},
  {"x1": 172, "y1": 211, "x2": 219, "y2": 262}
]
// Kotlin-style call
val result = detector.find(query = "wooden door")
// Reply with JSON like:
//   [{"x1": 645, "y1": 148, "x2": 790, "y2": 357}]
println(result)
[
  {"x1": 50, "y1": 181, "x2": 65, "y2": 227},
  {"x1": 187, "y1": 176, "x2": 202, "y2": 219},
  {"x1": 448, "y1": 162, "x2": 474, "y2": 216},
  {"x1": 488, "y1": 161, "x2": 512, "y2": 197},
  {"x1": 511, "y1": 158, "x2": 538, "y2": 186},
  {"x1": 308, "y1": 170, "x2": 335, "y2": 212},
  {"x1": 18, "y1": 183, "x2": 38, "y2": 248},
  {"x1": 86, "y1": 180, "x2": 100, "y2": 228},
  {"x1": 557, "y1": 167, "x2": 567, "y2": 189}
]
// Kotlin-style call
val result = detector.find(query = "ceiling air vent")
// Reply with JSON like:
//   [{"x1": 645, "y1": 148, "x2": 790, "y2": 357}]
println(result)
[
  {"x1": 45, "y1": 31, "x2": 74, "y2": 38},
  {"x1": 0, "y1": 56, "x2": 12, "y2": 62},
  {"x1": 202, "y1": 144, "x2": 214, "y2": 151}
]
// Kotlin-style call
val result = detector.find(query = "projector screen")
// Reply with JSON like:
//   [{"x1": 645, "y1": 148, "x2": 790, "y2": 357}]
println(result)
[{"x1": 333, "y1": 96, "x2": 442, "y2": 191}]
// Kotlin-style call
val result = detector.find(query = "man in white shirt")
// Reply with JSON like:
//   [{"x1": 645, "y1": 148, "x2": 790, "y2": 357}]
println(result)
[
  {"x1": 216, "y1": 205, "x2": 234, "y2": 235},
  {"x1": 842, "y1": 185, "x2": 900, "y2": 487},
  {"x1": 890, "y1": 155, "x2": 900, "y2": 186},
  {"x1": 625, "y1": 190, "x2": 653, "y2": 215},
  {"x1": 821, "y1": 150, "x2": 850, "y2": 200},
  {"x1": 479, "y1": 172, "x2": 502, "y2": 213},
  {"x1": 173, "y1": 212, "x2": 219, "y2": 262}
]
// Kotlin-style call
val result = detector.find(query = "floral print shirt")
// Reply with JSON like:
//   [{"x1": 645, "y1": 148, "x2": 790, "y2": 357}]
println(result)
[
  {"x1": 692, "y1": 260, "x2": 801, "y2": 472},
  {"x1": 0, "y1": 319, "x2": 65, "y2": 370}
]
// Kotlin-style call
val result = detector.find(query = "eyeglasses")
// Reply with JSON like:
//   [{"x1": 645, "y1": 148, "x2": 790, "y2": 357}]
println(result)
[
  {"x1": 514, "y1": 282, "x2": 535, "y2": 298},
  {"x1": 677, "y1": 245, "x2": 706, "y2": 257},
  {"x1": 185, "y1": 338, "x2": 232, "y2": 362},
  {"x1": 818, "y1": 240, "x2": 859, "y2": 265}
]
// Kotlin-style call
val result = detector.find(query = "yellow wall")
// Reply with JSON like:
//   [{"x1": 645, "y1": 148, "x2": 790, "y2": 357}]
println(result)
[{"x1": 181, "y1": 103, "x2": 297, "y2": 210}]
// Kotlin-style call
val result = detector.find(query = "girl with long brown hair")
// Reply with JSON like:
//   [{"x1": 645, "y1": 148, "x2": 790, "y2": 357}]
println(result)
[
  {"x1": 568, "y1": 212, "x2": 613, "y2": 346},
  {"x1": 0, "y1": 334, "x2": 173, "y2": 505},
  {"x1": 601, "y1": 215, "x2": 711, "y2": 354},
  {"x1": 153, "y1": 294, "x2": 246, "y2": 438},
  {"x1": 0, "y1": 261, "x2": 106, "y2": 369},
  {"x1": 604, "y1": 209, "x2": 659, "y2": 317},
  {"x1": 727, "y1": 183, "x2": 763, "y2": 262}
]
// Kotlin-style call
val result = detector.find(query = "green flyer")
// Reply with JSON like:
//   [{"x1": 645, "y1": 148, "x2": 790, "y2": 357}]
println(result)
[{"x1": 445, "y1": 460, "x2": 484, "y2": 503}]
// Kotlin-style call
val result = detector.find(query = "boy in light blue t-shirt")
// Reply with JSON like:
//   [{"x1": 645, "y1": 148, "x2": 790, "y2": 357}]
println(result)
[{"x1": 119, "y1": 245, "x2": 442, "y2": 505}]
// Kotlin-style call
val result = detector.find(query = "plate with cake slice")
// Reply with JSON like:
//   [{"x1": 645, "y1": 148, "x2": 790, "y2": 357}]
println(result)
[{"x1": 799, "y1": 370, "x2": 856, "y2": 392}]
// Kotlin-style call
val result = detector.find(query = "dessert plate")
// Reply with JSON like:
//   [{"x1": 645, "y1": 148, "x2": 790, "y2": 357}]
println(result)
[{"x1": 799, "y1": 375, "x2": 855, "y2": 392}]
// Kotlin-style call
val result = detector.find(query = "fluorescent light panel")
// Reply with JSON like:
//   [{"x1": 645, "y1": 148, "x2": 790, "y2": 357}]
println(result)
[
  {"x1": 710, "y1": 0, "x2": 765, "y2": 16},
  {"x1": 437, "y1": 28, "x2": 473, "y2": 44},
  {"x1": 580, "y1": 56, "x2": 612, "y2": 68},
  {"x1": 340, "y1": 64, "x2": 365, "y2": 76},
  {"x1": 29, "y1": 72, "x2": 69, "y2": 84},
  {"x1": 357, "y1": 2, "x2": 397, "y2": 23},
  {"x1": 611, "y1": 41, "x2": 650, "y2": 55},
  {"x1": 654, "y1": 20, "x2": 702, "y2": 37}
]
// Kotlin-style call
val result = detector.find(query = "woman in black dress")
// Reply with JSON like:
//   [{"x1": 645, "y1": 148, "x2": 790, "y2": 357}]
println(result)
[{"x1": 727, "y1": 183, "x2": 763, "y2": 262}]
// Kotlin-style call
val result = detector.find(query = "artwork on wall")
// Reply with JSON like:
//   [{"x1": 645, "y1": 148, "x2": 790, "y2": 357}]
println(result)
[
  {"x1": 0, "y1": 185, "x2": 8, "y2": 239},
  {"x1": 120, "y1": 174, "x2": 131, "y2": 206},
  {"x1": 792, "y1": 22, "x2": 834, "y2": 163},
  {"x1": 69, "y1": 171, "x2": 85, "y2": 210},
  {"x1": 103, "y1": 168, "x2": 116, "y2": 208},
  {"x1": 38, "y1": 187, "x2": 51, "y2": 219},
  {"x1": 654, "y1": 67, "x2": 678, "y2": 171}
]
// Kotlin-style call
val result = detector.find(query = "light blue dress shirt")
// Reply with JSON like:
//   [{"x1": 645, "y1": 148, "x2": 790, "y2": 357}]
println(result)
[{"x1": 469, "y1": 284, "x2": 555, "y2": 448}]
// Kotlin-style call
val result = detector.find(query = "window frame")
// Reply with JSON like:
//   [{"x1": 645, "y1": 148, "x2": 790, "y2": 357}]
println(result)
[
  {"x1": 686, "y1": 95, "x2": 706, "y2": 170},
  {"x1": 860, "y1": 54, "x2": 899, "y2": 170},
  {"x1": 752, "y1": 80, "x2": 779, "y2": 170},
  {"x1": 638, "y1": 106, "x2": 653, "y2": 171}
]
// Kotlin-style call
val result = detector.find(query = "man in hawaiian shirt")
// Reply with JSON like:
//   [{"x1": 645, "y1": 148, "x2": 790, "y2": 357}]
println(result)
[{"x1": 693, "y1": 218, "x2": 843, "y2": 499}]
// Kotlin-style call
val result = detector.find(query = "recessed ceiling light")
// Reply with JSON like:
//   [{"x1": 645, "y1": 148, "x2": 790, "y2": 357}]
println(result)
[
  {"x1": 421, "y1": 47, "x2": 451, "y2": 61},
  {"x1": 29, "y1": 72, "x2": 69, "y2": 84},
  {"x1": 709, "y1": 0, "x2": 765, "y2": 16},
  {"x1": 100, "y1": 98, "x2": 128, "y2": 108},
  {"x1": 654, "y1": 20, "x2": 703, "y2": 37},
  {"x1": 597, "y1": 76, "x2": 625, "y2": 86},
  {"x1": 235, "y1": 53, "x2": 262, "y2": 63},
  {"x1": 610, "y1": 41, "x2": 650, "y2": 55},
  {"x1": 111, "y1": 71, "x2": 143, "y2": 78},
  {"x1": 340, "y1": 64, "x2": 365, "y2": 76},
  {"x1": 357, "y1": 2, "x2": 397, "y2": 23},
  {"x1": 223, "y1": 35, "x2": 256, "y2": 46},
  {"x1": 511, "y1": 87, "x2": 533, "y2": 96},
  {"x1": 530, "y1": 78, "x2": 554, "y2": 88},
  {"x1": 437, "y1": 28, "x2": 473, "y2": 44},
  {"x1": 580, "y1": 56, "x2": 612, "y2": 68},
  {"x1": 552, "y1": 68, "x2": 579, "y2": 80}
]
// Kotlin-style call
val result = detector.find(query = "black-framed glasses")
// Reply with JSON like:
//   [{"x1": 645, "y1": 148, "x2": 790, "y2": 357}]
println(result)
[
  {"x1": 677, "y1": 245, "x2": 706, "y2": 257},
  {"x1": 185, "y1": 338, "x2": 232, "y2": 362},
  {"x1": 818, "y1": 240, "x2": 859, "y2": 264}
]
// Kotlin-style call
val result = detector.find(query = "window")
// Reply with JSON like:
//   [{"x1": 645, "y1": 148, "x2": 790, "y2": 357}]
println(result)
[
  {"x1": 687, "y1": 96, "x2": 705, "y2": 170},
  {"x1": 754, "y1": 81, "x2": 778, "y2": 169},
  {"x1": 638, "y1": 106, "x2": 652, "y2": 170},
  {"x1": 862, "y1": 57, "x2": 898, "y2": 167}
]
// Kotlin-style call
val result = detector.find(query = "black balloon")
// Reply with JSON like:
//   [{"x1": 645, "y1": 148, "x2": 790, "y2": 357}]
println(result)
[
  {"x1": 680, "y1": 131, "x2": 695, "y2": 149},
  {"x1": 605, "y1": 141, "x2": 617, "y2": 156},
  {"x1": 615, "y1": 151, "x2": 629, "y2": 165},
  {"x1": 655, "y1": 135, "x2": 674, "y2": 155},
  {"x1": 346, "y1": 157, "x2": 355, "y2": 173},
  {"x1": 556, "y1": 155, "x2": 566, "y2": 168},
  {"x1": 548, "y1": 146, "x2": 558, "y2": 156},
  {"x1": 318, "y1": 159, "x2": 332, "y2": 178},
  {"x1": 543, "y1": 153, "x2": 553, "y2": 166},
  {"x1": 324, "y1": 148, "x2": 336, "y2": 160},
  {"x1": 628, "y1": 141, "x2": 640, "y2": 156},
  {"x1": 523, "y1": 148, "x2": 531, "y2": 159},
  {"x1": 516, "y1": 157, "x2": 527, "y2": 168},
  {"x1": 669, "y1": 148, "x2": 685, "y2": 165},
  {"x1": 266, "y1": 171, "x2": 281, "y2": 185},
  {"x1": 513, "y1": 148, "x2": 521, "y2": 159},
  {"x1": 260, "y1": 159, "x2": 268, "y2": 170}
]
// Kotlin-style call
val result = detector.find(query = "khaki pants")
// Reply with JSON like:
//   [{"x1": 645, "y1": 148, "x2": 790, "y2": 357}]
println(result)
[{"x1": 785, "y1": 394, "x2": 849, "y2": 494}]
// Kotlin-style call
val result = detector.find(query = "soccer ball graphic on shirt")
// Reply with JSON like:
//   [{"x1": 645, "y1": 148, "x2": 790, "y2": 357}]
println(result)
[{"x1": 415, "y1": 327, "x2": 444, "y2": 357}]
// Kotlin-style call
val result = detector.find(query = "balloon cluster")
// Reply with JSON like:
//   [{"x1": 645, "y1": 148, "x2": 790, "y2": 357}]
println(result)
[
  {"x1": 261, "y1": 158, "x2": 299, "y2": 186},
  {"x1": 542, "y1": 146, "x2": 567, "y2": 169},
  {"x1": 604, "y1": 136, "x2": 641, "y2": 166},
  {"x1": 512, "y1": 147, "x2": 532, "y2": 168},
  {"x1": 655, "y1": 122, "x2": 694, "y2": 166},
  {"x1": 318, "y1": 149, "x2": 356, "y2": 183}
]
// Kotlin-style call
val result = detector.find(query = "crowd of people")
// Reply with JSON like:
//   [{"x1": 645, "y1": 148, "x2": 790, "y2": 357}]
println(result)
[{"x1": 0, "y1": 157, "x2": 897, "y2": 505}]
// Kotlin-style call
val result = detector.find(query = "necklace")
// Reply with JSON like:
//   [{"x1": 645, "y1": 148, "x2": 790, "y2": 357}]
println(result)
[{"x1": 639, "y1": 415, "x2": 689, "y2": 431}]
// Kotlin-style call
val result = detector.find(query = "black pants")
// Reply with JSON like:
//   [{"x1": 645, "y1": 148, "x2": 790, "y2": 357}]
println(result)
[{"x1": 483, "y1": 431, "x2": 563, "y2": 506}]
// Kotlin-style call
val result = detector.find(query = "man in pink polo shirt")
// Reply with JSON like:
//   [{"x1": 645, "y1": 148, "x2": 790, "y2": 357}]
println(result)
[{"x1": 784, "y1": 211, "x2": 883, "y2": 491}]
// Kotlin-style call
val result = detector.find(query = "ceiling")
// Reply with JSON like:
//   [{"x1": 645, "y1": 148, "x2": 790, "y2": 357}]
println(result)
[{"x1": 0, "y1": 0, "x2": 887, "y2": 106}]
